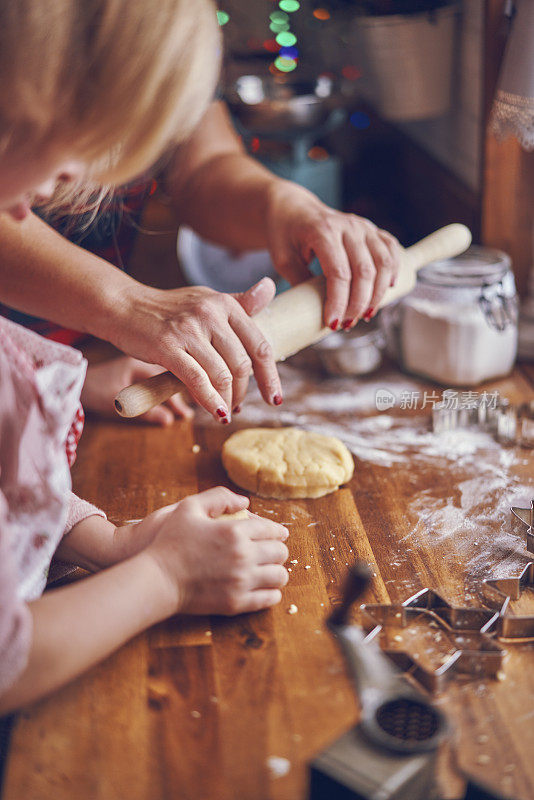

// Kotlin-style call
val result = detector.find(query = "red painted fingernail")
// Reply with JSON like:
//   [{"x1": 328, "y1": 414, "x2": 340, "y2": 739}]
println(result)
[
  {"x1": 363, "y1": 307, "x2": 374, "y2": 321},
  {"x1": 233, "y1": 405, "x2": 241, "y2": 414},
  {"x1": 273, "y1": 394, "x2": 283, "y2": 406},
  {"x1": 329, "y1": 319, "x2": 339, "y2": 331},
  {"x1": 216, "y1": 407, "x2": 227, "y2": 418},
  {"x1": 390, "y1": 278, "x2": 396, "y2": 287},
  {"x1": 221, "y1": 417, "x2": 230, "y2": 424},
  {"x1": 342, "y1": 318, "x2": 354, "y2": 330}
]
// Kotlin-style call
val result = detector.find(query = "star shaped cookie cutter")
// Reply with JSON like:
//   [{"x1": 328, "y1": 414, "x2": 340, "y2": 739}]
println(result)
[
  {"x1": 360, "y1": 589, "x2": 506, "y2": 694},
  {"x1": 511, "y1": 499, "x2": 534, "y2": 554},
  {"x1": 482, "y1": 562, "x2": 534, "y2": 640}
]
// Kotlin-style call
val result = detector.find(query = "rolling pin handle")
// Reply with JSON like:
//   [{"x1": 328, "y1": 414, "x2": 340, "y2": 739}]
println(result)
[{"x1": 114, "y1": 371, "x2": 184, "y2": 418}]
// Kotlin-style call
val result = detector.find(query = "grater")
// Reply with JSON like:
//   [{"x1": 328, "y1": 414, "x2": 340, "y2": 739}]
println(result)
[
  {"x1": 309, "y1": 564, "x2": 520, "y2": 800},
  {"x1": 309, "y1": 563, "x2": 448, "y2": 800}
]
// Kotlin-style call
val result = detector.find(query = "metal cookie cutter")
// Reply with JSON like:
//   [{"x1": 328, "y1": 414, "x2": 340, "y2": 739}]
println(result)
[
  {"x1": 431, "y1": 390, "x2": 501, "y2": 435},
  {"x1": 482, "y1": 562, "x2": 534, "y2": 641},
  {"x1": 497, "y1": 400, "x2": 534, "y2": 447},
  {"x1": 432, "y1": 392, "x2": 534, "y2": 448},
  {"x1": 511, "y1": 499, "x2": 534, "y2": 554},
  {"x1": 360, "y1": 589, "x2": 506, "y2": 694}
]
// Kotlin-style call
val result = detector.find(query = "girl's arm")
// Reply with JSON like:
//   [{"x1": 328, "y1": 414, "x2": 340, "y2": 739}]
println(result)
[
  {"x1": 0, "y1": 488, "x2": 289, "y2": 714},
  {"x1": 55, "y1": 513, "x2": 161, "y2": 572},
  {"x1": 0, "y1": 551, "x2": 174, "y2": 714}
]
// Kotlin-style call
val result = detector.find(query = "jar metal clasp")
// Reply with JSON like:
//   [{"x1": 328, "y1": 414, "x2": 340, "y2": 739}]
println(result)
[{"x1": 478, "y1": 280, "x2": 518, "y2": 332}]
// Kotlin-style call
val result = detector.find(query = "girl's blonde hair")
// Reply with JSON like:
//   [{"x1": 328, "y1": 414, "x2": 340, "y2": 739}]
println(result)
[{"x1": 0, "y1": 0, "x2": 221, "y2": 188}]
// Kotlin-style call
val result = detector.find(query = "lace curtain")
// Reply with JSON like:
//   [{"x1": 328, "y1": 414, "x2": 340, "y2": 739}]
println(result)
[{"x1": 490, "y1": 0, "x2": 534, "y2": 151}]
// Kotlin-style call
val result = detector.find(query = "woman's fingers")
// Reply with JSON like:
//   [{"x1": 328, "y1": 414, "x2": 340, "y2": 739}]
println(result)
[
  {"x1": 167, "y1": 349, "x2": 230, "y2": 420},
  {"x1": 234, "y1": 276, "x2": 276, "y2": 316},
  {"x1": 314, "y1": 221, "x2": 401, "y2": 328},
  {"x1": 179, "y1": 341, "x2": 233, "y2": 421},
  {"x1": 379, "y1": 230, "x2": 401, "y2": 288},
  {"x1": 210, "y1": 328, "x2": 252, "y2": 413},
  {"x1": 141, "y1": 404, "x2": 175, "y2": 426},
  {"x1": 341, "y1": 232, "x2": 376, "y2": 326},
  {"x1": 233, "y1": 589, "x2": 283, "y2": 614},
  {"x1": 165, "y1": 392, "x2": 195, "y2": 420},
  {"x1": 229, "y1": 307, "x2": 283, "y2": 407},
  {"x1": 362, "y1": 232, "x2": 395, "y2": 318},
  {"x1": 311, "y1": 232, "x2": 352, "y2": 330},
  {"x1": 361, "y1": 230, "x2": 402, "y2": 319},
  {"x1": 246, "y1": 519, "x2": 289, "y2": 541}
]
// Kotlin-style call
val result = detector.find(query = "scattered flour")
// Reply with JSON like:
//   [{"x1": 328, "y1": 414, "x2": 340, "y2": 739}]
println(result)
[
  {"x1": 266, "y1": 756, "x2": 291, "y2": 778},
  {"x1": 205, "y1": 362, "x2": 533, "y2": 590}
]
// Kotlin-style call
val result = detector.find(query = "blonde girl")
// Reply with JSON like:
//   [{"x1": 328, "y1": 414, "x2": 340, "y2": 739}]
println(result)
[{"x1": 0, "y1": 0, "x2": 289, "y2": 713}]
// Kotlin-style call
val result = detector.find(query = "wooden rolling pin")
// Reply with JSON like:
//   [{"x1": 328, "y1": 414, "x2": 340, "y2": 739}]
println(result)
[{"x1": 115, "y1": 223, "x2": 472, "y2": 418}]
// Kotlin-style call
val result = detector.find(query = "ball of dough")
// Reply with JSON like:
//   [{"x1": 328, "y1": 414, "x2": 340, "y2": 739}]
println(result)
[{"x1": 222, "y1": 427, "x2": 354, "y2": 500}]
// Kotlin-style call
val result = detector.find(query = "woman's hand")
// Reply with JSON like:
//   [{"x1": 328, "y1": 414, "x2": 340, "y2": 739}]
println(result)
[
  {"x1": 112, "y1": 278, "x2": 282, "y2": 422},
  {"x1": 143, "y1": 487, "x2": 289, "y2": 615},
  {"x1": 266, "y1": 181, "x2": 401, "y2": 331},
  {"x1": 81, "y1": 356, "x2": 193, "y2": 425}
]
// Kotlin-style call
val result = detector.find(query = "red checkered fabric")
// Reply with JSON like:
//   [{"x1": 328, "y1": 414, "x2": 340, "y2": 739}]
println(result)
[{"x1": 65, "y1": 404, "x2": 85, "y2": 467}]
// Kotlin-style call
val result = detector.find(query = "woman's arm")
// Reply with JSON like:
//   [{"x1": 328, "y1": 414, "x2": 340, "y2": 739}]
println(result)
[
  {"x1": 166, "y1": 101, "x2": 401, "y2": 330},
  {"x1": 0, "y1": 212, "x2": 281, "y2": 417},
  {"x1": 0, "y1": 551, "x2": 174, "y2": 714},
  {"x1": 0, "y1": 211, "x2": 132, "y2": 338},
  {"x1": 163, "y1": 101, "x2": 278, "y2": 251}
]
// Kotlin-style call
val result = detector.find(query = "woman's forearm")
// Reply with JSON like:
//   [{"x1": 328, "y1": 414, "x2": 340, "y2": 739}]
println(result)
[
  {"x1": 170, "y1": 152, "x2": 287, "y2": 251},
  {"x1": 0, "y1": 552, "x2": 174, "y2": 714},
  {"x1": 0, "y1": 211, "x2": 137, "y2": 341},
  {"x1": 165, "y1": 101, "x2": 283, "y2": 251}
]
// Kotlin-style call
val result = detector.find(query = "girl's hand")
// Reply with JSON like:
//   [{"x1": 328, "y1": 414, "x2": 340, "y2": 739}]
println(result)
[
  {"x1": 266, "y1": 181, "x2": 401, "y2": 331},
  {"x1": 144, "y1": 487, "x2": 289, "y2": 615},
  {"x1": 113, "y1": 278, "x2": 282, "y2": 422},
  {"x1": 81, "y1": 356, "x2": 193, "y2": 425}
]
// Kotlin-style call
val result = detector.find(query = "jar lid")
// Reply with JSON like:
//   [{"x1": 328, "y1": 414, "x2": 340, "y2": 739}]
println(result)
[{"x1": 417, "y1": 246, "x2": 511, "y2": 288}]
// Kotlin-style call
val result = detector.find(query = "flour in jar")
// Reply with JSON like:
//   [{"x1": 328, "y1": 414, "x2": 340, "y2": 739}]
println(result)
[
  {"x1": 384, "y1": 248, "x2": 519, "y2": 387},
  {"x1": 401, "y1": 297, "x2": 517, "y2": 386}
]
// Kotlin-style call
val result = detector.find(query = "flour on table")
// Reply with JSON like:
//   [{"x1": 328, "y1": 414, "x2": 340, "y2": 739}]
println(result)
[
  {"x1": 266, "y1": 756, "x2": 291, "y2": 778},
  {"x1": 203, "y1": 362, "x2": 533, "y2": 592}
]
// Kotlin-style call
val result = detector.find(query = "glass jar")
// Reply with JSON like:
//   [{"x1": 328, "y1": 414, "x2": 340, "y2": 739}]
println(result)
[{"x1": 380, "y1": 247, "x2": 518, "y2": 386}]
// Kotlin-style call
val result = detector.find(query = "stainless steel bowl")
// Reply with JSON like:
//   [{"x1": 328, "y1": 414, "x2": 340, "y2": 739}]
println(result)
[
  {"x1": 313, "y1": 325, "x2": 385, "y2": 377},
  {"x1": 225, "y1": 74, "x2": 339, "y2": 134}
]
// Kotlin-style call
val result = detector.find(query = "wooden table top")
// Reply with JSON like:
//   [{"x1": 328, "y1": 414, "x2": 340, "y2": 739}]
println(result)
[
  {"x1": 2, "y1": 209, "x2": 534, "y2": 800},
  {"x1": 3, "y1": 356, "x2": 534, "y2": 800}
]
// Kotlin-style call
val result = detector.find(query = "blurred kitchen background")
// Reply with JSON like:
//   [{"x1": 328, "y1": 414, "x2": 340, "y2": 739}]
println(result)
[{"x1": 211, "y1": 0, "x2": 533, "y2": 301}]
